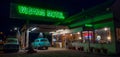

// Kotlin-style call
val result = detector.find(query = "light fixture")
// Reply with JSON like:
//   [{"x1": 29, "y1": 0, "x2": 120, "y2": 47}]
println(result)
[
  {"x1": 31, "y1": 27, "x2": 37, "y2": 31},
  {"x1": 107, "y1": 36, "x2": 111, "y2": 41},
  {"x1": 77, "y1": 32, "x2": 80, "y2": 34},
  {"x1": 78, "y1": 37, "x2": 82, "y2": 40},
  {"x1": 104, "y1": 27, "x2": 108, "y2": 31},
  {"x1": 96, "y1": 35, "x2": 101, "y2": 41},
  {"x1": 0, "y1": 32, "x2": 3, "y2": 34}
]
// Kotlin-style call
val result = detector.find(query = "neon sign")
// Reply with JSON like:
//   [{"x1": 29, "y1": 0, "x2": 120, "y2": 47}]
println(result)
[
  {"x1": 85, "y1": 24, "x2": 93, "y2": 27},
  {"x1": 18, "y1": 5, "x2": 65, "y2": 19}
]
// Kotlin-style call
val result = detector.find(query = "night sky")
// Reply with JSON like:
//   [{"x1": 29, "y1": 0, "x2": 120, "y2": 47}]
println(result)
[{"x1": 0, "y1": 0, "x2": 108, "y2": 34}]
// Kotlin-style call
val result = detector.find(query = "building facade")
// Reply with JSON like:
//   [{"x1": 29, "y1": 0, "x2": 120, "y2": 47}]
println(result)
[{"x1": 63, "y1": 0, "x2": 120, "y2": 55}]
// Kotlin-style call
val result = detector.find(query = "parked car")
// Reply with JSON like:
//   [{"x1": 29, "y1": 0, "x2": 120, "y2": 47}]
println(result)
[
  {"x1": 32, "y1": 38, "x2": 50, "y2": 50},
  {"x1": 3, "y1": 38, "x2": 19, "y2": 52},
  {"x1": 0, "y1": 40, "x2": 4, "y2": 51}
]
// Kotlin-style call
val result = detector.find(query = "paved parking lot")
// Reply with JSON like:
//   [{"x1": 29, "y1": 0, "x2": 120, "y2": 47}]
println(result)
[
  {"x1": 0, "y1": 47, "x2": 120, "y2": 57},
  {"x1": 18, "y1": 47, "x2": 67, "y2": 53}
]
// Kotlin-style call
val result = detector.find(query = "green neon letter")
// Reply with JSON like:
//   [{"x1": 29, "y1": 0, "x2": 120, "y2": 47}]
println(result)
[
  {"x1": 18, "y1": 5, "x2": 45, "y2": 16},
  {"x1": 85, "y1": 24, "x2": 93, "y2": 27},
  {"x1": 18, "y1": 5, "x2": 65, "y2": 19}
]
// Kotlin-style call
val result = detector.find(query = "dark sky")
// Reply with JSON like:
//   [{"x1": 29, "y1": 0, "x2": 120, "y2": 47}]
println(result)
[
  {"x1": 11, "y1": 0, "x2": 107, "y2": 16},
  {"x1": 0, "y1": 0, "x2": 109, "y2": 34}
]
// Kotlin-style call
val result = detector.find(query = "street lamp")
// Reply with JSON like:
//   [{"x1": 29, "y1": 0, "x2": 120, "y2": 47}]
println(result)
[
  {"x1": 14, "y1": 27, "x2": 18, "y2": 31},
  {"x1": 31, "y1": 27, "x2": 37, "y2": 31},
  {"x1": 26, "y1": 27, "x2": 37, "y2": 53}
]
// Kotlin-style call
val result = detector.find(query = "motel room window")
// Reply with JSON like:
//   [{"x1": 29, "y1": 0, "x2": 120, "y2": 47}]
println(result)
[
  {"x1": 74, "y1": 32, "x2": 82, "y2": 42},
  {"x1": 82, "y1": 31, "x2": 94, "y2": 43},
  {"x1": 95, "y1": 27, "x2": 111, "y2": 44}
]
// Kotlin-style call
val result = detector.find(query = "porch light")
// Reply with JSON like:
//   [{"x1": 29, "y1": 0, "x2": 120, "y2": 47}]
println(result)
[
  {"x1": 77, "y1": 32, "x2": 80, "y2": 34},
  {"x1": 107, "y1": 36, "x2": 111, "y2": 41},
  {"x1": 104, "y1": 27, "x2": 108, "y2": 31},
  {"x1": 78, "y1": 37, "x2": 82, "y2": 40}
]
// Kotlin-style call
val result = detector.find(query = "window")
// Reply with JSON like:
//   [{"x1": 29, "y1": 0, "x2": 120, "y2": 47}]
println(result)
[
  {"x1": 41, "y1": 39, "x2": 48, "y2": 42},
  {"x1": 82, "y1": 31, "x2": 94, "y2": 43},
  {"x1": 71, "y1": 32, "x2": 82, "y2": 42},
  {"x1": 35, "y1": 40, "x2": 39, "y2": 42},
  {"x1": 95, "y1": 27, "x2": 111, "y2": 44}
]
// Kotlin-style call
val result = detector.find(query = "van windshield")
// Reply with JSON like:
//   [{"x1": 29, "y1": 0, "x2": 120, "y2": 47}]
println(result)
[
  {"x1": 7, "y1": 40, "x2": 17, "y2": 43},
  {"x1": 7, "y1": 38, "x2": 18, "y2": 43},
  {"x1": 41, "y1": 39, "x2": 48, "y2": 42}
]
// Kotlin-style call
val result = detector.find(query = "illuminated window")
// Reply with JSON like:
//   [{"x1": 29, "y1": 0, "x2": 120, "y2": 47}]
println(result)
[
  {"x1": 74, "y1": 32, "x2": 82, "y2": 40},
  {"x1": 95, "y1": 27, "x2": 111, "y2": 44},
  {"x1": 82, "y1": 31, "x2": 94, "y2": 43}
]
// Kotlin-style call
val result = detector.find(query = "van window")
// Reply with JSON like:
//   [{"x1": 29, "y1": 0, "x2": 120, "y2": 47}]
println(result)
[
  {"x1": 7, "y1": 40, "x2": 17, "y2": 42},
  {"x1": 41, "y1": 39, "x2": 48, "y2": 42},
  {"x1": 35, "y1": 40, "x2": 39, "y2": 42}
]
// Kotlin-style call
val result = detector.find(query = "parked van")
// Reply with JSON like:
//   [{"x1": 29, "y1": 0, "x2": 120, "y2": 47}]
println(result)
[
  {"x1": 32, "y1": 38, "x2": 50, "y2": 50},
  {"x1": 3, "y1": 38, "x2": 19, "y2": 52}
]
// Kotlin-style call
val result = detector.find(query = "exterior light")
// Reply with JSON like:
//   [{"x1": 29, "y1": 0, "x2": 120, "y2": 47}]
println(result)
[
  {"x1": 77, "y1": 32, "x2": 80, "y2": 34},
  {"x1": 78, "y1": 37, "x2": 82, "y2": 40},
  {"x1": 107, "y1": 36, "x2": 111, "y2": 41},
  {"x1": 14, "y1": 27, "x2": 18, "y2": 30},
  {"x1": 104, "y1": 27, "x2": 108, "y2": 31},
  {"x1": 0, "y1": 32, "x2": 3, "y2": 34},
  {"x1": 96, "y1": 35, "x2": 101, "y2": 41},
  {"x1": 31, "y1": 27, "x2": 37, "y2": 31}
]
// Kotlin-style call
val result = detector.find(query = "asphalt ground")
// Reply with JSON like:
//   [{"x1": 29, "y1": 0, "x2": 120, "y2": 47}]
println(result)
[{"x1": 0, "y1": 47, "x2": 120, "y2": 57}]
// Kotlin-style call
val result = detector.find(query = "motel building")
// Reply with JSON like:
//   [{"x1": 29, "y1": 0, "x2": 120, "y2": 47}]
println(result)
[
  {"x1": 8, "y1": 0, "x2": 120, "y2": 55},
  {"x1": 50, "y1": 0, "x2": 120, "y2": 55}
]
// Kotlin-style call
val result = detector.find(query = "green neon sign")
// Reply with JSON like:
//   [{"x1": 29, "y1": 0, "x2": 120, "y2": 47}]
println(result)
[
  {"x1": 85, "y1": 24, "x2": 93, "y2": 27},
  {"x1": 18, "y1": 5, "x2": 65, "y2": 19}
]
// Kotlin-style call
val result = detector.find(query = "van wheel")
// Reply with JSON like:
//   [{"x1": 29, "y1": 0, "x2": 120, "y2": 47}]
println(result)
[
  {"x1": 44, "y1": 47, "x2": 48, "y2": 50},
  {"x1": 42, "y1": 47, "x2": 48, "y2": 50},
  {"x1": 37, "y1": 47, "x2": 41, "y2": 50}
]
